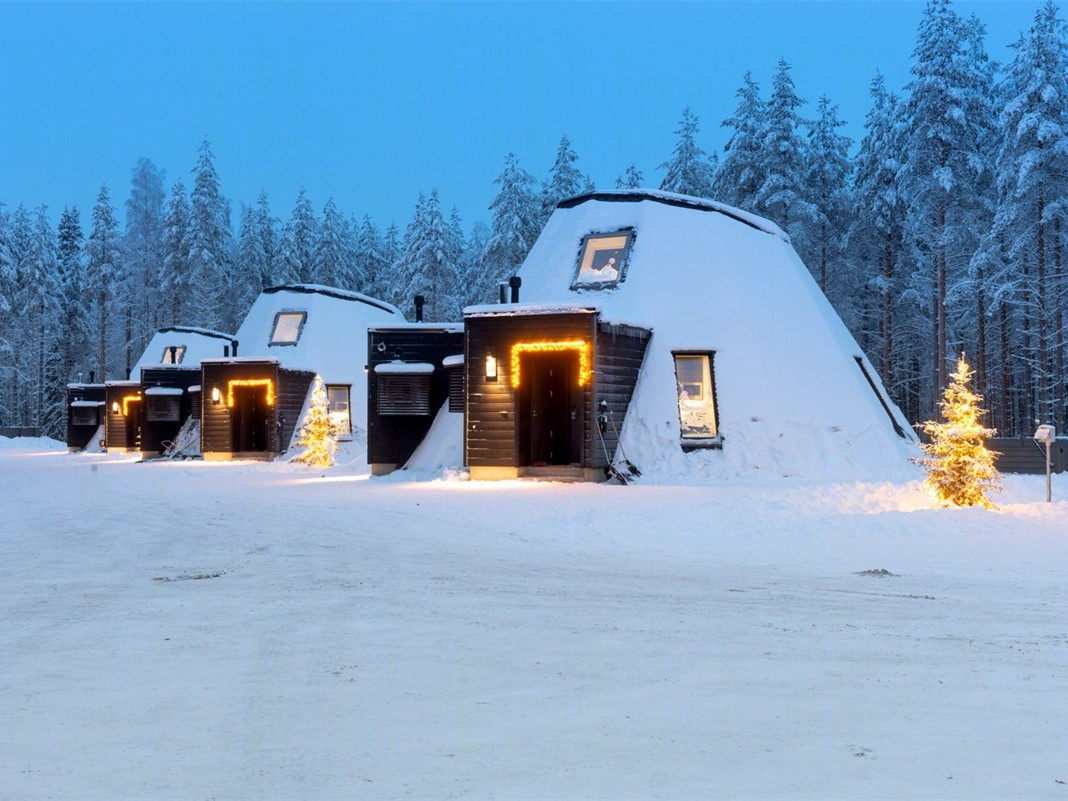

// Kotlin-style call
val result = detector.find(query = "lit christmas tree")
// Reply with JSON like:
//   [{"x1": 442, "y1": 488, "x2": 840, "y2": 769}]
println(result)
[
  {"x1": 293, "y1": 376, "x2": 341, "y2": 468},
  {"x1": 919, "y1": 354, "x2": 1001, "y2": 508}
]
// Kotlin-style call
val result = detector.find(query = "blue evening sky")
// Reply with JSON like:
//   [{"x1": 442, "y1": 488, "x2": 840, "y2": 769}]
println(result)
[{"x1": 0, "y1": 1, "x2": 1039, "y2": 232}]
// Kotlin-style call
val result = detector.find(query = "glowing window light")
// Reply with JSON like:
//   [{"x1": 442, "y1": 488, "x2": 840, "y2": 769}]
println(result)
[
  {"x1": 121, "y1": 394, "x2": 141, "y2": 416},
  {"x1": 509, "y1": 340, "x2": 592, "y2": 389},
  {"x1": 227, "y1": 378, "x2": 275, "y2": 407}
]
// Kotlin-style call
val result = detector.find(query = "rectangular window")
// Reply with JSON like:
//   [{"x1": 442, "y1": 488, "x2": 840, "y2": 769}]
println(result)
[
  {"x1": 572, "y1": 230, "x2": 634, "y2": 289},
  {"x1": 161, "y1": 345, "x2": 186, "y2": 364},
  {"x1": 71, "y1": 406, "x2": 98, "y2": 426},
  {"x1": 674, "y1": 352, "x2": 719, "y2": 444},
  {"x1": 326, "y1": 384, "x2": 352, "y2": 434},
  {"x1": 377, "y1": 375, "x2": 431, "y2": 416},
  {"x1": 146, "y1": 395, "x2": 181, "y2": 422},
  {"x1": 270, "y1": 311, "x2": 307, "y2": 345}
]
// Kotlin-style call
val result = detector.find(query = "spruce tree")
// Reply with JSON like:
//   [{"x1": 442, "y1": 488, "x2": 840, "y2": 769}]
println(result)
[
  {"x1": 123, "y1": 157, "x2": 167, "y2": 364},
  {"x1": 482, "y1": 152, "x2": 539, "y2": 301},
  {"x1": 539, "y1": 135, "x2": 587, "y2": 224},
  {"x1": 86, "y1": 186, "x2": 121, "y2": 381},
  {"x1": 275, "y1": 188, "x2": 317, "y2": 284},
  {"x1": 186, "y1": 138, "x2": 231, "y2": 329},
  {"x1": 715, "y1": 71, "x2": 767, "y2": 209},
  {"x1": 755, "y1": 59, "x2": 814, "y2": 236},
  {"x1": 313, "y1": 197, "x2": 350, "y2": 288},
  {"x1": 659, "y1": 106, "x2": 714, "y2": 198},
  {"x1": 292, "y1": 376, "x2": 341, "y2": 468},
  {"x1": 353, "y1": 215, "x2": 384, "y2": 297},
  {"x1": 162, "y1": 179, "x2": 191, "y2": 325},
  {"x1": 615, "y1": 165, "x2": 644, "y2": 190}
]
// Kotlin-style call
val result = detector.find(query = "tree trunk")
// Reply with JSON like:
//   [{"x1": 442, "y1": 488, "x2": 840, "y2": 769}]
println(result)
[
  {"x1": 98, "y1": 284, "x2": 107, "y2": 382},
  {"x1": 883, "y1": 232, "x2": 893, "y2": 385},
  {"x1": 1000, "y1": 300, "x2": 1011, "y2": 436},
  {"x1": 1038, "y1": 195, "x2": 1049, "y2": 422},
  {"x1": 1056, "y1": 217, "x2": 1065, "y2": 433},
  {"x1": 820, "y1": 223, "x2": 827, "y2": 294},
  {"x1": 977, "y1": 263, "x2": 987, "y2": 429},
  {"x1": 125, "y1": 306, "x2": 132, "y2": 380}
]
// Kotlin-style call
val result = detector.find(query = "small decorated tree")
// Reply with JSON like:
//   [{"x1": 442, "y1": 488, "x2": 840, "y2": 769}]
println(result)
[
  {"x1": 919, "y1": 354, "x2": 1000, "y2": 508},
  {"x1": 293, "y1": 376, "x2": 341, "y2": 468}
]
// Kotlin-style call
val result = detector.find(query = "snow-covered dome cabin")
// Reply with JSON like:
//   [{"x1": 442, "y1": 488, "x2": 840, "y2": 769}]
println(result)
[
  {"x1": 91, "y1": 326, "x2": 234, "y2": 455},
  {"x1": 200, "y1": 284, "x2": 400, "y2": 460},
  {"x1": 461, "y1": 190, "x2": 917, "y2": 482}
]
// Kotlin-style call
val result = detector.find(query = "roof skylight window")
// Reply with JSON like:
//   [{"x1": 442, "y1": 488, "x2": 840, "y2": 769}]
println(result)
[
  {"x1": 572, "y1": 229, "x2": 634, "y2": 290},
  {"x1": 270, "y1": 311, "x2": 307, "y2": 345}
]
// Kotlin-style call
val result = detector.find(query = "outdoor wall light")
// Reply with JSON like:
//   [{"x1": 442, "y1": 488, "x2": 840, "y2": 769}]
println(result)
[
  {"x1": 111, "y1": 401, "x2": 120, "y2": 414},
  {"x1": 485, "y1": 354, "x2": 497, "y2": 381},
  {"x1": 211, "y1": 386, "x2": 221, "y2": 405}
]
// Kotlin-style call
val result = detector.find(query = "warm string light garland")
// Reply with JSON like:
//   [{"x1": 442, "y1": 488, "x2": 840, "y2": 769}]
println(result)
[
  {"x1": 121, "y1": 394, "x2": 141, "y2": 416},
  {"x1": 509, "y1": 340, "x2": 592, "y2": 389},
  {"x1": 227, "y1": 379, "x2": 275, "y2": 407}
]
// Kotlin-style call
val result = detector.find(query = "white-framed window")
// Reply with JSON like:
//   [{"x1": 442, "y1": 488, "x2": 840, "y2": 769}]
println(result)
[
  {"x1": 573, "y1": 229, "x2": 634, "y2": 289},
  {"x1": 161, "y1": 345, "x2": 186, "y2": 364},
  {"x1": 326, "y1": 384, "x2": 352, "y2": 435},
  {"x1": 270, "y1": 311, "x2": 307, "y2": 345},
  {"x1": 673, "y1": 352, "x2": 719, "y2": 444}
]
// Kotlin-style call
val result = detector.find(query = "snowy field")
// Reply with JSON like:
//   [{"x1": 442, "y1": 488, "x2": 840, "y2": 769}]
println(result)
[{"x1": 2, "y1": 438, "x2": 1067, "y2": 800}]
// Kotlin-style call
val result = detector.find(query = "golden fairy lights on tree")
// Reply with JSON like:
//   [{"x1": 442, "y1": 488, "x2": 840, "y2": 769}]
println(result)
[
  {"x1": 293, "y1": 376, "x2": 341, "y2": 468},
  {"x1": 919, "y1": 354, "x2": 1001, "y2": 508}
]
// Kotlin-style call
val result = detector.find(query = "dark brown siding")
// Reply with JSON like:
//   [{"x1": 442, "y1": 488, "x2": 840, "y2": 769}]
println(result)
[
  {"x1": 592, "y1": 322, "x2": 652, "y2": 469},
  {"x1": 66, "y1": 384, "x2": 105, "y2": 449},
  {"x1": 139, "y1": 367, "x2": 200, "y2": 455},
  {"x1": 277, "y1": 369, "x2": 315, "y2": 453},
  {"x1": 367, "y1": 328, "x2": 463, "y2": 466},
  {"x1": 464, "y1": 311, "x2": 596, "y2": 468},
  {"x1": 200, "y1": 361, "x2": 280, "y2": 454},
  {"x1": 989, "y1": 438, "x2": 1067, "y2": 474},
  {"x1": 104, "y1": 384, "x2": 142, "y2": 450},
  {"x1": 447, "y1": 366, "x2": 463, "y2": 413}
]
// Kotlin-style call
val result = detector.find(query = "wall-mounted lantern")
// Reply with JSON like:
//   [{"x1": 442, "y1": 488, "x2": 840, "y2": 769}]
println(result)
[
  {"x1": 211, "y1": 386, "x2": 222, "y2": 405},
  {"x1": 485, "y1": 354, "x2": 497, "y2": 381},
  {"x1": 111, "y1": 401, "x2": 120, "y2": 414}
]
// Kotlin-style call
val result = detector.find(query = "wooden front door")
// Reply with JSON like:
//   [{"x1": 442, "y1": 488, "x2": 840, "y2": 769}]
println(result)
[
  {"x1": 232, "y1": 384, "x2": 270, "y2": 452},
  {"x1": 521, "y1": 351, "x2": 583, "y2": 466}
]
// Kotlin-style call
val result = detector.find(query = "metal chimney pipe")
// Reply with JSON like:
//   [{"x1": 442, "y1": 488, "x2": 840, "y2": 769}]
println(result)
[
  {"x1": 499, "y1": 283, "x2": 507, "y2": 304},
  {"x1": 89, "y1": 371, "x2": 95, "y2": 383},
  {"x1": 509, "y1": 275, "x2": 522, "y2": 304},
  {"x1": 231, "y1": 340, "x2": 239, "y2": 357},
  {"x1": 414, "y1": 294, "x2": 425, "y2": 323},
  {"x1": 168, "y1": 346, "x2": 177, "y2": 363},
  {"x1": 223, "y1": 345, "x2": 230, "y2": 358}
]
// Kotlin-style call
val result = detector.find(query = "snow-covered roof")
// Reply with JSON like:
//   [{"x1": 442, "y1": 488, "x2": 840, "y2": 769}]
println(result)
[
  {"x1": 374, "y1": 361, "x2": 436, "y2": 375},
  {"x1": 134, "y1": 326, "x2": 235, "y2": 373},
  {"x1": 70, "y1": 400, "x2": 105, "y2": 408},
  {"x1": 66, "y1": 383, "x2": 105, "y2": 389},
  {"x1": 368, "y1": 323, "x2": 464, "y2": 333},
  {"x1": 233, "y1": 284, "x2": 401, "y2": 438},
  {"x1": 511, "y1": 190, "x2": 917, "y2": 481},
  {"x1": 464, "y1": 301, "x2": 600, "y2": 317},
  {"x1": 556, "y1": 189, "x2": 791, "y2": 243},
  {"x1": 105, "y1": 380, "x2": 142, "y2": 388},
  {"x1": 188, "y1": 385, "x2": 201, "y2": 393},
  {"x1": 144, "y1": 386, "x2": 184, "y2": 396},
  {"x1": 442, "y1": 354, "x2": 464, "y2": 368}
]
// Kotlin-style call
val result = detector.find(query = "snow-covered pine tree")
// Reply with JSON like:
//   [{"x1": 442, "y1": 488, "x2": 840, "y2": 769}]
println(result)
[
  {"x1": 394, "y1": 190, "x2": 459, "y2": 320},
  {"x1": 0, "y1": 203, "x2": 15, "y2": 422},
  {"x1": 539, "y1": 135, "x2": 587, "y2": 225},
  {"x1": 56, "y1": 207, "x2": 88, "y2": 389},
  {"x1": 161, "y1": 179, "x2": 191, "y2": 325},
  {"x1": 85, "y1": 186, "x2": 121, "y2": 381},
  {"x1": 658, "y1": 106, "x2": 715, "y2": 199},
  {"x1": 714, "y1": 71, "x2": 767, "y2": 209},
  {"x1": 850, "y1": 73, "x2": 913, "y2": 416},
  {"x1": 23, "y1": 206, "x2": 62, "y2": 433},
  {"x1": 123, "y1": 157, "x2": 167, "y2": 368},
  {"x1": 989, "y1": 0, "x2": 1068, "y2": 433},
  {"x1": 186, "y1": 139, "x2": 232, "y2": 330},
  {"x1": 481, "y1": 152, "x2": 539, "y2": 302},
  {"x1": 755, "y1": 59, "x2": 815, "y2": 240},
  {"x1": 615, "y1": 165, "x2": 644, "y2": 190},
  {"x1": 900, "y1": 0, "x2": 991, "y2": 415},
  {"x1": 919, "y1": 353, "x2": 1000, "y2": 507},
  {"x1": 378, "y1": 223, "x2": 401, "y2": 301},
  {"x1": 254, "y1": 191, "x2": 278, "y2": 288},
  {"x1": 275, "y1": 188, "x2": 317, "y2": 285},
  {"x1": 292, "y1": 375, "x2": 341, "y2": 468},
  {"x1": 313, "y1": 198, "x2": 351, "y2": 289},
  {"x1": 352, "y1": 215, "x2": 384, "y2": 297},
  {"x1": 459, "y1": 220, "x2": 489, "y2": 308},
  {"x1": 235, "y1": 204, "x2": 266, "y2": 311},
  {"x1": 800, "y1": 96, "x2": 852, "y2": 305}
]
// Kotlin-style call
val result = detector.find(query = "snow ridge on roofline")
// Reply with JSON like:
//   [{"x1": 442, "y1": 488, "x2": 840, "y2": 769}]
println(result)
[
  {"x1": 263, "y1": 284, "x2": 400, "y2": 315},
  {"x1": 556, "y1": 189, "x2": 790, "y2": 243},
  {"x1": 155, "y1": 326, "x2": 234, "y2": 340}
]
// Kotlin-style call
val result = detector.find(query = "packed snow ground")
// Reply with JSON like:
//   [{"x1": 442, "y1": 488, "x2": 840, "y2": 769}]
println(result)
[{"x1": 2, "y1": 439, "x2": 1067, "y2": 800}]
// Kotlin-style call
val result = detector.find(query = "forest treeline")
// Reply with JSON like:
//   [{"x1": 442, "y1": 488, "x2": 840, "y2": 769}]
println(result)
[{"x1": 2, "y1": 0, "x2": 1066, "y2": 440}]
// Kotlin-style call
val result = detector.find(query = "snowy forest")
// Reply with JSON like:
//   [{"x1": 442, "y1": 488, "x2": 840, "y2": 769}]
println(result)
[{"x1": 2, "y1": 0, "x2": 1067, "y2": 440}]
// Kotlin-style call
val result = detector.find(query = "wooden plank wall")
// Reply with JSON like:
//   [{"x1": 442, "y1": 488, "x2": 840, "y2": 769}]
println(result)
[
  {"x1": 277, "y1": 369, "x2": 315, "y2": 453},
  {"x1": 592, "y1": 322, "x2": 651, "y2": 469},
  {"x1": 464, "y1": 312, "x2": 596, "y2": 468},
  {"x1": 105, "y1": 384, "x2": 141, "y2": 449},
  {"x1": 139, "y1": 367, "x2": 200, "y2": 454},
  {"x1": 989, "y1": 437, "x2": 1067, "y2": 474},
  {"x1": 200, "y1": 362, "x2": 279, "y2": 454},
  {"x1": 367, "y1": 328, "x2": 463, "y2": 466}
]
